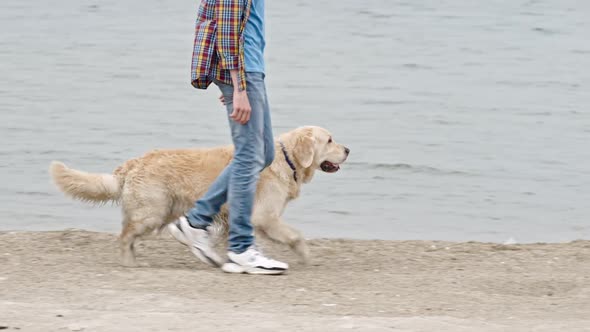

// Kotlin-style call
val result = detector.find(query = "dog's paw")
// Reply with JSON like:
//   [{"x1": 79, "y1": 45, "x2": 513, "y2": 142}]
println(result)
[
  {"x1": 293, "y1": 241, "x2": 311, "y2": 265},
  {"x1": 121, "y1": 256, "x2": 139, "y2": 268}
]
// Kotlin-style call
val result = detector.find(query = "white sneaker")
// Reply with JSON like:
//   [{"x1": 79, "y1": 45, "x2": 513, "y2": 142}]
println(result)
[
  {"x1": 221, "y1": 246, "x2": 288, "y2": 275},
  {"x1": 168, "y1": 216, "x2": 224, "y2": 267},
  {"x1": 167, "y1": 219, "x2": 189, "y2": 246}
]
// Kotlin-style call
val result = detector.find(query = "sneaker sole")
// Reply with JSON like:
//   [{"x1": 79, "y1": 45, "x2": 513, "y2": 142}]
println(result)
[
  {"x1": 221, "y1": 262, "x2": 287, "y2": 275},
  {"x1": 191, "y1": 246, "x2": 222, "y2": 268}
]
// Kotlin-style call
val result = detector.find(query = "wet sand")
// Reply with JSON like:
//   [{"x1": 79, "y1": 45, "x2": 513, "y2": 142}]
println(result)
[{"x1": 1, "y1": 230, "x2": 589, "y2": 331}]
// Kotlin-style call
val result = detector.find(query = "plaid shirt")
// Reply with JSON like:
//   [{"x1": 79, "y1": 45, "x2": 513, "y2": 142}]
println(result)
[{"x1": 191, "y1": 0, "x2": 252, "y2": 91}]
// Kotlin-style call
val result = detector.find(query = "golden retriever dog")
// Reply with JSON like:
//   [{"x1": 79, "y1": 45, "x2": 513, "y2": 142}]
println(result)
[{"x1": 49, "y1": 126, "x2": 349, "y2": 267}]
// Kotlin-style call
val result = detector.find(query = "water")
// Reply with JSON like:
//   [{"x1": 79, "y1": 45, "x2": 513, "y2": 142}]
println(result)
[{"x1": 1, "y1": 0, "x2": 589, "y2": 243}]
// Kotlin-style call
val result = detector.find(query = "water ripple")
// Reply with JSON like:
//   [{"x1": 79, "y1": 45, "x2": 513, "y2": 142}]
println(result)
[{"x1": 347, "y1": 162, "x2": 475, "y2": 176}]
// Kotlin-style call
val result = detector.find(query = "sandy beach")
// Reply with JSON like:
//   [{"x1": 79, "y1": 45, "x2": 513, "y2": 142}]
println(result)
[{"x1": 1, "y1": 230, "x2": 589, "y2": 331}]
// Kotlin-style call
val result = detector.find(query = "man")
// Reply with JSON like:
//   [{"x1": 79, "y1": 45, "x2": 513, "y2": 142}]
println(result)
[{"x1": 169, "y1": 0, "x2": 288, "y2": 275}]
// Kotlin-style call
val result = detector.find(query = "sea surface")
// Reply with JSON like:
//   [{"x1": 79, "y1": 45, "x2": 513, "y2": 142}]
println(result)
[{"x1": 1, "y1": 0, "x2": 589, "y2": 242}]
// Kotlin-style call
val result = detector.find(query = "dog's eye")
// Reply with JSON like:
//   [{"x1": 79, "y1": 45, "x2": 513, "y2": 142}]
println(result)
[{"x1": 328, "y1": 137, "x2": 332, "y2": 143}]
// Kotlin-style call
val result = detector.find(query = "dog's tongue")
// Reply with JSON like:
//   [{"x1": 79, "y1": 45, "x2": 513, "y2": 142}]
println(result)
[{"x1": 320, "y1": 161, "x2": 340, "y2": 173}]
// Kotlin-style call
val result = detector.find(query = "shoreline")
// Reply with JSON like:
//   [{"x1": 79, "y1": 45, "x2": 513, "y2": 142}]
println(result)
[
  {"x1": 1, "y1": 230, "x2": 589, "y2": 331},
  {"x1": 1, "y1": 227, "x2": 587, "y2": 245}
]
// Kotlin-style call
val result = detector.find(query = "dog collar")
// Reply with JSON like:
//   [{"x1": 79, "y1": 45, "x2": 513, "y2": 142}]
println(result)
[{"x1": 279, "y1": 141, "x2": 298, "y2": 182}]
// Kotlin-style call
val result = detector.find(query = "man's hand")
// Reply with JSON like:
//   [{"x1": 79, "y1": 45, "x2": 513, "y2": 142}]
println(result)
[
  {"x1": 229, "y1": 89, "x2": 251, "y2": 125},
  {"x1": 227, "y1": 69, "x2": 251, "y2": 125}
]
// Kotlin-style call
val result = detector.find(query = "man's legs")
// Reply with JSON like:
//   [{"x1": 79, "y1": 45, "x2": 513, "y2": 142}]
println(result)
[
  {"x1": 168, "y1": 77, "x2": 258, "y2": 265},
  {"x1": 221, "y1": 73, "x2": 287, "y2": 274},
  {"x1": 185, "y1": 75, "x2": 274, "y2": 231},
  {"x1": 170, "y1": 73, "x2": 286, "y2": 273},
  {"x1": 184, "y1": 74, "x2": 266, "y2": 248}
]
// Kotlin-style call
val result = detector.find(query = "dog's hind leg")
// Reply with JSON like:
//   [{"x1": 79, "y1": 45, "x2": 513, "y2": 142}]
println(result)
[
  {"x1": 118, "y1": 186, "x2": 171, "y2": 267},
  {"x1": 119, "y1": 211, "x2": 167, "y2": 267},
  {"x1": 120, "y1": 219, "x2": 140, "y2": 267}
]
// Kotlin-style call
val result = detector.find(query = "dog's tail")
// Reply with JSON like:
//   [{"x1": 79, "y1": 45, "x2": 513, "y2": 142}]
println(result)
[{"x1": 49, "y1": 161, "x2": 122, "y2": 203}]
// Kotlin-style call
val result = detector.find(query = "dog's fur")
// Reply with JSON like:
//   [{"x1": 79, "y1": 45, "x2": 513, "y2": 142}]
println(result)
[{"x1": 49, "y1": 126, "x2": 348, "y2": 267}]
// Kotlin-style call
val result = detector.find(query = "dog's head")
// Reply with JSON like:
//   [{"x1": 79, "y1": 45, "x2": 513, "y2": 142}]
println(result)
[{"x1": 287, "y1": 126, "x2": 349, "y2": 177}]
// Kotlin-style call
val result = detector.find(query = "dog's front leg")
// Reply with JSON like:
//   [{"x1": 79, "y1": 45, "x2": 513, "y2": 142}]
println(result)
[{"x1": 256, "y1": 217, "x2": 310, "y2": 264}]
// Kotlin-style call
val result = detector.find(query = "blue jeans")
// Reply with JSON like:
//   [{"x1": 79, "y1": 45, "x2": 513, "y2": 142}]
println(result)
[{"x1": 186, "y1": 72, "x2": 274, "y2": 254}]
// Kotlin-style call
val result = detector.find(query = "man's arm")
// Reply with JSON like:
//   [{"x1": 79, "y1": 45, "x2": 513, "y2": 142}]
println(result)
[{"x1": 215, "y1": 0, "x2": 243, "y2": 74}]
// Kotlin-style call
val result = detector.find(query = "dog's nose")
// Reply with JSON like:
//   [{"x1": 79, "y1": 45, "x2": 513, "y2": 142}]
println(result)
[{"x1": 344, "y1": 147, "x2": 350, "y2": 155}]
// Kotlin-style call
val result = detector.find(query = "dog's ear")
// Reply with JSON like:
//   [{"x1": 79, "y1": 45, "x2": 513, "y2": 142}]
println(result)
[{"x1": 293, "y1": 132, "x2": 315, "y2": 169}]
